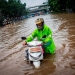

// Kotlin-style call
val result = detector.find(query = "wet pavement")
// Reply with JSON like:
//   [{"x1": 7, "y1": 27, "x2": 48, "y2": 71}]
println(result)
[{"x1": 0, "y1": 13, "x2": 75, "y2": 75}]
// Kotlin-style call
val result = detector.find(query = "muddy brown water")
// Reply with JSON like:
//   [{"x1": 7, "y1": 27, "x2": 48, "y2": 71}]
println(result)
[{"x1": 0, "y1": 13, "x2": 75, "y2": 75}]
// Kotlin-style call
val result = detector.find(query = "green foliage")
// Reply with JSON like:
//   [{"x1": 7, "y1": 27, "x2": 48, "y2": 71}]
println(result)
[
  {"x1": 0, "y1": 0, "x2": 27, "y2": 17},
  {"x1": 48, "y1": 0, "x2": 75, "y2": 12}
]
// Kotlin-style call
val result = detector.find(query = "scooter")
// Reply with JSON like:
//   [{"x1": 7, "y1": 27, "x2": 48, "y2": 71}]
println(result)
[{"x1": 21, "y1": 37, "x2": 44, "y2": 68}]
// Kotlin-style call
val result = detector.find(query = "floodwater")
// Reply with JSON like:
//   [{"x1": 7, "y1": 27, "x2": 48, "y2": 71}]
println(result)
[{"x1": 0, "y1": 13, "x2": 75, "y2": 75}]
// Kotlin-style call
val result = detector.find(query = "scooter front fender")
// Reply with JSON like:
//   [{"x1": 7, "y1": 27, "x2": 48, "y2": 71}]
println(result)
[{"x1": 33, "y1": 61, "x2": 40, "y2": 68}]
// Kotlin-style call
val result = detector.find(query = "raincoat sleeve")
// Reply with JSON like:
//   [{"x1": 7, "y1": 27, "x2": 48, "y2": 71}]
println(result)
[
  {"x1": 43, "y1": 27, "x2": 52, "y2": 43},
  {"x1": 25, "y1": 29, "x2": 37, "y2": 42}
]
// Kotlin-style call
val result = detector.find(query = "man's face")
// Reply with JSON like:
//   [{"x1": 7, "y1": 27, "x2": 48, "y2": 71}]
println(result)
[{"x1": 36, "y1": 22, "x2": 43, "y2": 30}]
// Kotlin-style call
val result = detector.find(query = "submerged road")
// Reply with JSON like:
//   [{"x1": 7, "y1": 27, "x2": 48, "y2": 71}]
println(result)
[{"x1": 0, "y1": 14, "x2": 75, "y2": 75}]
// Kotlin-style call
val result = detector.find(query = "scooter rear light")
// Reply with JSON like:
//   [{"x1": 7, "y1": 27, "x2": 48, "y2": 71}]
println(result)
[{"x1": 37, "y1": 44, "x2": 42, "y2": 46}]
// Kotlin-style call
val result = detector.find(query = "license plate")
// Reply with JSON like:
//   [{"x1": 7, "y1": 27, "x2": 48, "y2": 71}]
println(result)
[{"x1": 30, "y1": 47, "x2": 41, "y2": 52}]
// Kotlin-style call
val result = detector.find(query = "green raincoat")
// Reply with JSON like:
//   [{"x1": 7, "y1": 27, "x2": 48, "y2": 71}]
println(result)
[{"x1": 25, "y1": 24, "x2": 56, "y2": 54}]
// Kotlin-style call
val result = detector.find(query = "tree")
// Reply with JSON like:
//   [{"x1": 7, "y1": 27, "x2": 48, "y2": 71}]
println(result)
[
  {"x1": 48, "y1": 0, "x2": 75, "y2": 12},
  {"x1": 0, "y1": 0, "x2": 27, "y2": 17}
]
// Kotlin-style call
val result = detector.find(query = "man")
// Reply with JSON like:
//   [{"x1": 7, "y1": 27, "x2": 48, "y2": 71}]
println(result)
[{"x1": 23, "y1": 18, "x2": 56, "y2": 60}]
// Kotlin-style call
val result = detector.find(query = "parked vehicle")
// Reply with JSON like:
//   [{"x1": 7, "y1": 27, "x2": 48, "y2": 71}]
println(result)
[{"x1": 2, "y1": 19, "x2": 7, "y2": 25}]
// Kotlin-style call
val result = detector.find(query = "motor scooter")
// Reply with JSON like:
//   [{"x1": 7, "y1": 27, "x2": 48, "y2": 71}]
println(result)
[{"x1": 21, "y1": 37, "x2": 44, "y2": 68}]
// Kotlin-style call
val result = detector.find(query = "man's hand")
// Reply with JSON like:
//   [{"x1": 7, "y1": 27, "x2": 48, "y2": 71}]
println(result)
[{"x1": 22, "y1": 41, "x2": 27, "y2": 46}]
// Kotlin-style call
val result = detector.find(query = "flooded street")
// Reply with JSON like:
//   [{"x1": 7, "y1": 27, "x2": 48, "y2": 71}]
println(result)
[{"x1": 0, "y1": 13, "x2": 75, "y2": 75}]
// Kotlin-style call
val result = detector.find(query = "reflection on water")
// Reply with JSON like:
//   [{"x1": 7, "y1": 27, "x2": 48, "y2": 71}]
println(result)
[
  {"x1": 23, "y1": 54, "x2": 56, "y2": 75},
  {"x1": 0, "y1": 13, "x2": 75, "y2": 75}
]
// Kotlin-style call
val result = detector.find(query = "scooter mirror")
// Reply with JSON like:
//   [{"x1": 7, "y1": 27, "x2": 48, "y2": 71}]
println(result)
[{"x1": 21, "y1": 37, "x2": 26, "y2": 40}]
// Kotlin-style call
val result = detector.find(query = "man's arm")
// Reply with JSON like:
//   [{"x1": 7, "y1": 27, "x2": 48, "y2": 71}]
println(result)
[
  {"x1": 43, "y1": 27, "x2": 53, "y2": 43},
  {"x1": 25, "y1": 29, "x2": 37, "y2": 42}
]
